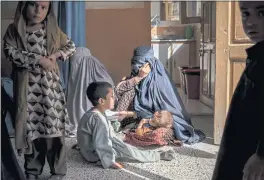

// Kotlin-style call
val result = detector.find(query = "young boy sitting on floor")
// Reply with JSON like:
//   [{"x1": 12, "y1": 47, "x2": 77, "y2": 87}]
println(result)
[{"x1": 77, "y1": 82, "x2": 175, "y2": 169}]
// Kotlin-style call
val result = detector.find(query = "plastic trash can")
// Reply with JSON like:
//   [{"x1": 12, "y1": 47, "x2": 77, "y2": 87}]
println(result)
[
  {"x1": 182, "y1": 69, "x2": 201, "y2": 99},
  {"x1": 178, "y1": 66, "x2": 200, "y2": 94}
]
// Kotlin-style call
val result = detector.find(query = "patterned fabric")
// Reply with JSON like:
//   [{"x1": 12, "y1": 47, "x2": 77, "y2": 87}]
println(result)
[
  {"x1": 115, "y1": 77, "x2": 136, "y2": 110},
  {"x1": 115, "y1": 77, "x2": 141, "y2": 127},
  {"x1": 135, "y1": 123, "x2": 155, "y2": 136},
  {"x1": 124, "y1": 128, "x2": 183, "y2": 147},
  {"x1": 4, "y1": 26, "x2": 76, "y2": 141}
]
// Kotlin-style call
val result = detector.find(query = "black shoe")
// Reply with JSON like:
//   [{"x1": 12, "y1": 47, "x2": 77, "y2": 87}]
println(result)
[
  {"x1": 47, "y1": 175, "x2": 65, "y2": 180},
  {"x1": 26, "y1": 174, "x2": 38, "y2": 180}
]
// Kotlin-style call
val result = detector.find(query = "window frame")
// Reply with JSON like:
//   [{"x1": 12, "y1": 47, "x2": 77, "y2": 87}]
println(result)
[
  {"x1": 180, "y1": 1, "x2": 201, "y2": 24},
  {"x1": 160, "y1": 1, "x2": 201, "y2": 24}
]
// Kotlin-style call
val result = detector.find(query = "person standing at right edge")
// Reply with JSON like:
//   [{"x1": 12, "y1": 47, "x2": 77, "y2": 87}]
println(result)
[{"x1": 212, "y1": 1, "x2": 264, "y2": 180}]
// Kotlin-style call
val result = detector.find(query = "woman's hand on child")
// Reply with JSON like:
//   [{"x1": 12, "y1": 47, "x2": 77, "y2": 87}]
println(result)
[
  {"x1": 116, "y1": 111, "x2": 128, "y2": 121},
  {"x1": 116, "y1": 111, "x2": 137, "y2": 121},
  {"x1": 110, "y1": 162, "x2": 124, "y2": 169},
  {"x1": 243, "y1": 153, "x2": 264, "y2": 180}
]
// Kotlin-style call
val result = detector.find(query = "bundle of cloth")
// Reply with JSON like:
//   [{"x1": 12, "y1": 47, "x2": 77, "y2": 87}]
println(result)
[
  {"x1": 66, "y1": 47, "x2": 114, "y2": 134},
  {"x1": 126, "y1": 46, "x2": 205, "y2": 145},
  {"x1": 124, "y1": 127, "x2": 183, "y2": 147}
]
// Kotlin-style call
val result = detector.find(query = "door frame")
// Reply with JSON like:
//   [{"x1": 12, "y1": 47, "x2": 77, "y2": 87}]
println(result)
[
  {"x1": 199, "y1": 2, "x2": 216, "y2": 109},
  {"x1": 214, "y1": 2, "x2": 252, "y2": 144}
]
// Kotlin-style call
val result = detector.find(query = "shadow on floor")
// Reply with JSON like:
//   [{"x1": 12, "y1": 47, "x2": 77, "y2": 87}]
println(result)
[
  {"x1": 67, "y1": 148, "x2": 172, "y2": 180},
  {"x1": 191, "y1": 115, "x2": 216, "y2": 146},
  {"x1": 202, "y1": 137, "x2": 215, "y2": 145},
  {"x1": 173, "y1": 146, "x2": 217, "y2": 159},
  {"x1": 13, "y1": 137, "x2": 217, "y2": 180},
  {"x1": 121, "y1": 163, "x2": 172, "y2": 180}
]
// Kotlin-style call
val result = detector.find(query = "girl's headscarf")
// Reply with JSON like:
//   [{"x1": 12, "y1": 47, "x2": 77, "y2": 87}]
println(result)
[{"x1": 4, "y1": 1, "x2": 68, "y2": 55}]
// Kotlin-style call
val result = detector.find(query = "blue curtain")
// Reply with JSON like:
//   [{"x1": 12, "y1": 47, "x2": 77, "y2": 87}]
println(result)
[{"x1": 56, "y1": 1, "x2": 86, "y2": 90}]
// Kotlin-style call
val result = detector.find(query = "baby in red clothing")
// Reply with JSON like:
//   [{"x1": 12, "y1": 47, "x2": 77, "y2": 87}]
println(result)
[{"x1": 135, "y1": 110, "x2": 173, "y2": 136}]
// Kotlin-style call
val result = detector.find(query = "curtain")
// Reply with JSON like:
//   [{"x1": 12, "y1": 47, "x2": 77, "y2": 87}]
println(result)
[{"x1": 55, "y1": 1, "x2": 86, "y2": 91}]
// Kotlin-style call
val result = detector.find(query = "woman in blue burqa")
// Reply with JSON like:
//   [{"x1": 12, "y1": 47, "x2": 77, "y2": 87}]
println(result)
[{"x1": 115, "y1": 46, "x2": 205, "y2": 144}]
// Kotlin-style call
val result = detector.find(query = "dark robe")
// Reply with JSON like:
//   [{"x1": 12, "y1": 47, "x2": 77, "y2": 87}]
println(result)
[{"x1": 212, "y1": 40, "x2": 264, "y2": 180}]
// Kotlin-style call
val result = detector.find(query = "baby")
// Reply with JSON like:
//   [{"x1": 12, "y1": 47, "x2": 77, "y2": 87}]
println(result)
[
  {"x1": 110, "y1": 110, "x2": 173, "y2": 135},
  {"x1": 135, "y1": 110, "x2": 173, "y2": 136}
]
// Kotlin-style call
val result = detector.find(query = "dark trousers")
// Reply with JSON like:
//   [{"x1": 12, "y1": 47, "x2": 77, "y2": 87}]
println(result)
[{"x1": 24, "y1": 137, "x2": 67, "y2": 176}]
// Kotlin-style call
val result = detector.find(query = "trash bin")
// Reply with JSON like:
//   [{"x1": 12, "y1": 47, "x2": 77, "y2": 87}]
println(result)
[
  {"x1": 182, "y1": 69, "x2": 201, "y2": 99},
  {"x1": 178, "y1": 66, "x2": 199, "y2": 94}
]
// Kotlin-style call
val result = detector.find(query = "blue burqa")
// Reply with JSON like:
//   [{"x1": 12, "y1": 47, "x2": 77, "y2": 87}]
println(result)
[{"x1": 131, "y1": 46, "x2": 205, "y2": 144}]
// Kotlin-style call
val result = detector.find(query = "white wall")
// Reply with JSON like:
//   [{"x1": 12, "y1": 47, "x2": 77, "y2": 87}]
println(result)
[{"x1": 151, "y1": 2, "x2": 160, "y2": 17}]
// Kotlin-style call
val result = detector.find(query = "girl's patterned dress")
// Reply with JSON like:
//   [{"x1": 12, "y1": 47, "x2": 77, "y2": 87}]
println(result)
[{"x1": 4, "y1": 26, "x2": 76, "y2": 141}]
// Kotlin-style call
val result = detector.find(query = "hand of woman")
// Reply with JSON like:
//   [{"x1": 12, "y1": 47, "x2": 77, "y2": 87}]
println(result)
[
  {"x1": 116, "y1": 111, "x2": 128, "y2": 121},
  {"x1": 243, "y1": 153, "x2": 264, "y2": 180},
  {"x1": 137, "y1": 63, "x2": 151, "y2": 79}
]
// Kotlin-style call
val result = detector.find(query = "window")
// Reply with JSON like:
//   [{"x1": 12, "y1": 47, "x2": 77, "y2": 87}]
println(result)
[
  {"x1": 186, "y1": 1, "x2": 201, "y2": 17},
  {"x1": 181, "y1": 1, "x2": 201, "y2": 24},
  {"x1": 158, "y1": 1, "x2": 201, "y2": 24},
  {"x1": 165, "y1": 1, "x2": 180, "y2": 21}
]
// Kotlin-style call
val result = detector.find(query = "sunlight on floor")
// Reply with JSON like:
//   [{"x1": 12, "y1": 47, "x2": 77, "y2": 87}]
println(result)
[{"x1": 12, "y1": 88, "x2": 219, "y2": 180}]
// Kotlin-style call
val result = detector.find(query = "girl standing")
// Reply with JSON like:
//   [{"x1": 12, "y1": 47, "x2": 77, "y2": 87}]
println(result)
[{"x1": 3, "y1": 2, "x2": 76, "y2": 180}]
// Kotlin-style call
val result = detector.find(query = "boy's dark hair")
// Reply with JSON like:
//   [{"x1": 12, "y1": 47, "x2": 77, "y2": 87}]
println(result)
[{"x1": 86, "y1": 82, "x2": 112, "y2": 106}]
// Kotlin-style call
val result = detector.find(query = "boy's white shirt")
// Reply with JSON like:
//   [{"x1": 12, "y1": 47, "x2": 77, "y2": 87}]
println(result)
[
  {"x1": 105, "y1": 109, "x2": 119, "y2": 122},
  {"x1": 77, "y1": 109, "x2": 124, "y2": 169}
]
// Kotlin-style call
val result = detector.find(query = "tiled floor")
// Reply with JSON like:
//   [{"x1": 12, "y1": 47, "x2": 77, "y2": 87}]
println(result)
[
  {"x1": 177, "y1": 88, "x2": 214, "y2": 116},
  {"x1": 13, "y1": 88, "x2": 219, "y2": 180}
]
